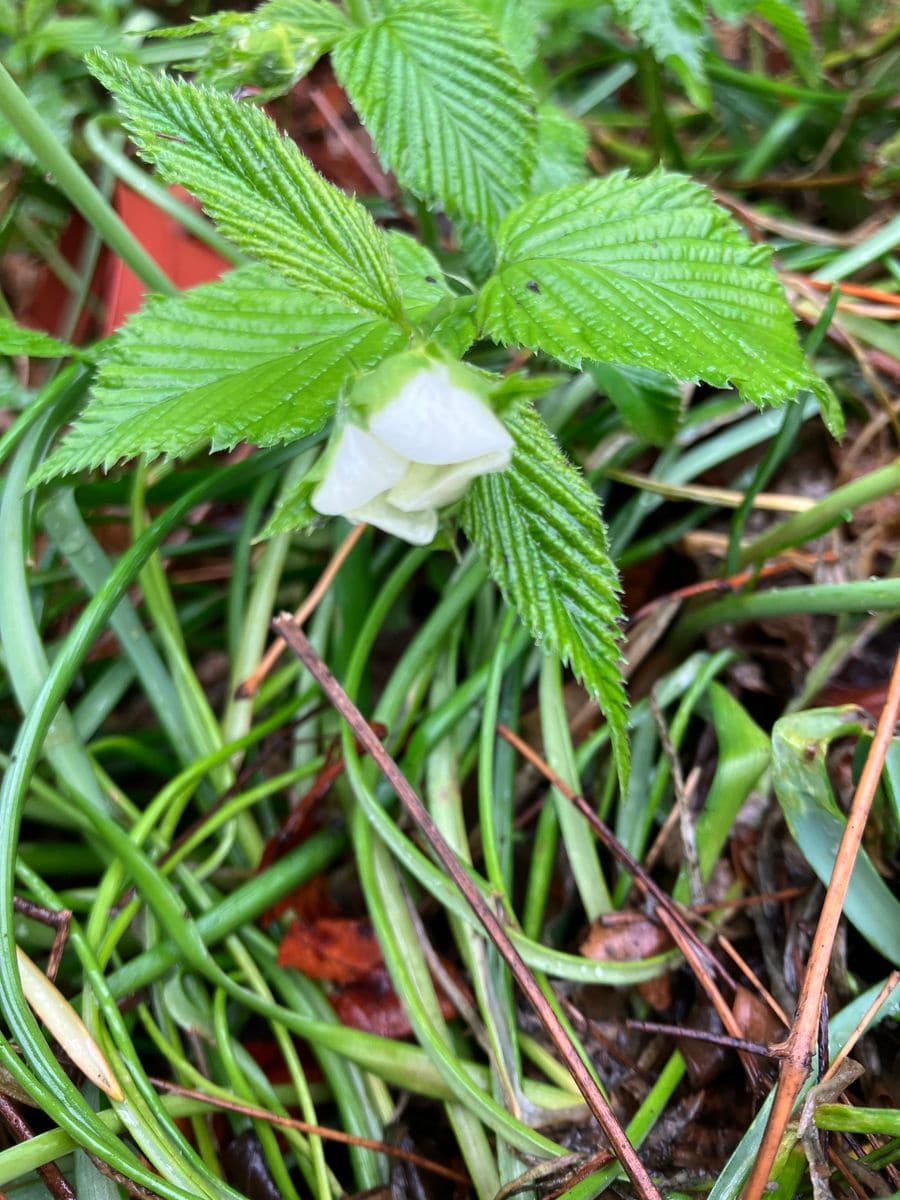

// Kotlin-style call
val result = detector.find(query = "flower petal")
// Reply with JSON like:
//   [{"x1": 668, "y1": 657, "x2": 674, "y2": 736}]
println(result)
[
  {"x1": 389, "y1": 450, "x2": 511, "y2": 512},
  {"x1": 311, "y1": 423, "x2": 407, "y2": 515},
  {"x1": 368, "y1": 365, "x2": 513, "y2": 465},
  {"x1": 348, "y1": 496, "x2": 438, "y2": 545}
]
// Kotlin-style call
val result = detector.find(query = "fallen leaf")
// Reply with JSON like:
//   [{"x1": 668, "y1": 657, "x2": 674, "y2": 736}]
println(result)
[
  {"x1": 277, "y1": 916, "x2": 383, "y2": 983},
  {"x1": 330, "y1": 969, "x2": 455, "y2": 1039},
  {"x1": 580, "y1": 913, "x2": 672, "y2": 962}
]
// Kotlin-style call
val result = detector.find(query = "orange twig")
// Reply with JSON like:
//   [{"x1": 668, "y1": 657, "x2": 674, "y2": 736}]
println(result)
[
  {"x1": 741, "y1": 647, "x2": 900, "y2": 1200},
  {"x1": 630, "y1": 553, "x2": 835, "y2": 625},
  {"x1": 781, "y1": 272, "x2": 900, "y2": 308},
  {"x1": 235, "y1": 522, "x2": 367, "y2": 700}
]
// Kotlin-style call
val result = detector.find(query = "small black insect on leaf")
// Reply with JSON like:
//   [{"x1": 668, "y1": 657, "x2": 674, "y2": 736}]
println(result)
[{"x1": 526, "y1": 279, "x2": 540, "y2": 293}]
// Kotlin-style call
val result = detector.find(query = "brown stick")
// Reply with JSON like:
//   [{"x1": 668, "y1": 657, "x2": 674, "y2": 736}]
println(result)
[
  {"x1": 497, "y1": 726, "x2": 731, "y2": 987},
  {"x1": 235, "y1": 522, "x2": 367, "y2": 700},
  {"x1": 272, "y1": 616, "x2": 661, "y2": 1200},
  {"x1": 741, "y1": 647, "x2": 900, "y2": 1200},
  {"x1": 625, "y1": 1020, "x2": 772, "y2": 1057},
  {"x1": 0, "y1": 1093, "x2": 76, "y2": 1200},
  {"x1": 148, "y1": 1078, "x2": 466, "y2": 1183},
  {"x1": 496, "y1": 725, "x2": 771, "y2": 1090}
]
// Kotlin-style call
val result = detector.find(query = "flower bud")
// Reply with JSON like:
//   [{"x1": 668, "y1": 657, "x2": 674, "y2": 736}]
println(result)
[{"x1": 311, "y1": 351, "x2": 512, "y2": 544}]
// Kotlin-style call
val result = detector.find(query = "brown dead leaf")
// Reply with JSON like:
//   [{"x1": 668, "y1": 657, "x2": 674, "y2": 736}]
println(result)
[
  {"x1": 580, "y1": 914, "x2": 672, "y2": 963},
  {"x1": 732, "y1": 984, "x2": 784, "y2": 1046},
  {"x1": 330, "y1": 969, "x2": 455, "y2": 1039},
  {"x1": 277, "y1": 917, "x2": 383, "y2": 983}
]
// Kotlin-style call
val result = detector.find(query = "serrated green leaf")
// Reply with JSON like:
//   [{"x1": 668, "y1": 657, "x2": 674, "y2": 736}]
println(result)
[
  {"x1": 333, "y1": 0, "x2": 536, "y2": 230},
  {"x1": 0, "y1": 316, "x2": 79, "y2": 360},
  {"x1": 34, "y1": 267, "x2": 409, "y2": 479},
  {"x1": 155, "y1": 0, "x2": 351, "y2": 99},
  {"x1": 611, "y1": 0, "x2": 709, "y2": 108},
  {"x1": 87, "y1": 51, "x2": 403, "y2": 320},
  {"x1": 385, "y1": 230, "x2": 478, "y2": 355},
  {"x1": 461, "y1": 401, "x2": 629, "y2": 790},
  {"x1": 384, "y1": 230, "x2": 454, "y2": 320},
  {"x1": 258, "y1": 473, "x2": 318, "y2": 538},
  {"x1": 589, "y1": 362, "x2": 682, "y2": 446},
  {"x1": 478, "y1": 169, "x2": 833, "y2": 411}
]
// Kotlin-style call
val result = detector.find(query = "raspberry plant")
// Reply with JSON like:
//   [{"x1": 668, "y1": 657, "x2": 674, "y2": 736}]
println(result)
[{"x1": 34, "y1": 5, "x2": 836, "y2": 789}]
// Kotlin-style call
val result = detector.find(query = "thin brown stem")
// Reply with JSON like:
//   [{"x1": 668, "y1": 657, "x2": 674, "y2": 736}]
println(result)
[
  {"x1": 625, "y1": 1020, "x2": 772, "y2": 1057},
  {"x1": 821, "y1": 970, "x2": 899, "y2": 1087},
  {"x1": 741, "y1": 647, "x2": 900, "y2": 1200},
  {"x1": 497, "y1": 725, "x2": 730, "y2": 987},
  {"x1": 272, "y1": 617, "x2": 661, "y2": 1200},
  {"x1": 0, "y1": 1093, "x2": 76, "y2": 1200},
  {"x1": 235, "y1": 522, "x2": 367, "y2": 700},
  {"x1": 149, "y1": 1078, "x2": 466, "y2": 1183},
  {"x1": 11, "y1": 899, "x2": 71, "y2": 982},
  {"x1": 497, "y1": 724, "x2": 770, "y2": 1089}
]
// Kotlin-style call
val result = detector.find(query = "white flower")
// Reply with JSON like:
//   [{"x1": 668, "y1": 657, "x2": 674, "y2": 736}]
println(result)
[{"x1": 311, "y1": 354, "x2": 513, "y2": 544}]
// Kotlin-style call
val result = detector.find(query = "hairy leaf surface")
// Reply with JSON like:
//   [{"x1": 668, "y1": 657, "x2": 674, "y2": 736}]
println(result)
[
  {"x1": 88, "y1": 51, "x2": 403, "y2": 319},
  {"x1": 462, "y1": 402, "x2": 628, "y2": 788},
  {"x1": 478, "y1": 170, "x2": 832, "y2": 410},
  {"x1": 35, "y1": 268, "x2": 408, "y2": 478},
  {"x1": 333, "y1": 0, "x2": 536, "y2": 229}
]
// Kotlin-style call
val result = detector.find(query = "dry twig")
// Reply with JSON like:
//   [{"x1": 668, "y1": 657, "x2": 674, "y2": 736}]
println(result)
[
  {"x1": 741, "y1": 647, "x2": 900, "y2": 1200},
  {"x1": 236, "y1": 522, "x2": 367, "y2": 700},
  {"x1": 272, "y1": 616, "x2": 662, "y2": 1200}
]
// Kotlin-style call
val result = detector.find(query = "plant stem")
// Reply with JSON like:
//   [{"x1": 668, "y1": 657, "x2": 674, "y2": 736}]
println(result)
[
  {"x1": 84, "y1": 116, "x2": 243, "y2": 265},
  {"x1": 678, "y1": 577, "x2": 900, "y2": 643},
  {"x1": 738, "y1": 460, "x2": 900, "y2": 567},
  {"x1": 0, "y1": 63, "x2": 175, "y2": 295}
]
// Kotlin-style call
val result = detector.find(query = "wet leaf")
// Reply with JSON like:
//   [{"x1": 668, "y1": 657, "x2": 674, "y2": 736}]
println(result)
[
  {"x1": 772, "y1": 706, "x2": 900, "y2": 966},
  {"x1": 277, "y1": 916, "x2": 384, "y2": 983},
  {"x1": 580, "y1": 913, "x2": 672, "y2": 962}
]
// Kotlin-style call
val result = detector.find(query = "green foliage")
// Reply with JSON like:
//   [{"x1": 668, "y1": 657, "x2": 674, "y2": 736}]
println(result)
[
  {"x1": 332, "y1": 0, "x2": 536, "y2": 230},
  {"x1": 461, "y1": 401, "x2": 629, "y2": 790},
  {"x1": 531, "y1": 103, "x2": 589, "y2": 194},
  {"x1": 0, "y1": 72, "x2": 76, "y2": 162},
  {"x1": 611, "y1": 0, "x2": 709, "y2": 108},
  {"x1": 588, "y1": 362, "x2": 683, "y2": 446},
  {"x1": 478, "y1": 169, "x2": 832, "y2": 410},
  {"x1": 461, "y1": 0, "x2": 541, "y2": 69},
  {"x1": 772, "y1": 707, "x2": 900, "y2": 967},
  {"x1": 155, "y1": 0, "x2": 350, "y2": 99},
  {"x1": 35, "y1": 230, "x2": 450, "y2": 478},
  {"x1": 710, "y1": 0, "x2": 816, "y2": 82},
  {"x1": 87, "y1": 50, "x2": 405, "y2": 321},
  {"x1": 0, "y1": 316, "x2": 78, "y2": 359},
  {"x1": 34, "y1": 268, "x2": 408, "y2": 477},
  {"x1": 259, "y1": 472, "x2": 318, "y2": 537}
]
